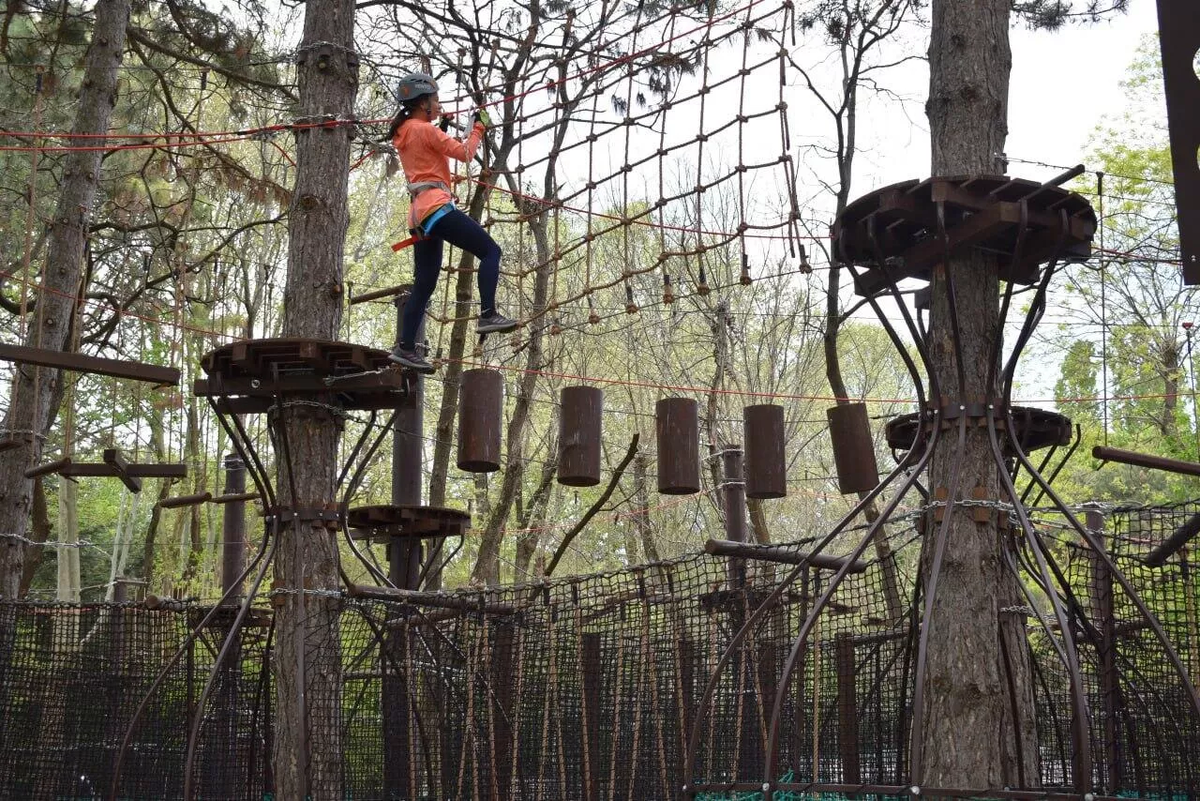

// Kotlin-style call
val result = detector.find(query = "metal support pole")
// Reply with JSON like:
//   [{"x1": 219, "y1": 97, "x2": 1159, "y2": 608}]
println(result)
[
  {"x1": 391, "y1": 289, "x2": 425, "y2": 590},
  {"x1": 221, "y1": 453, "x2": 247, "y2": 599},
  {"x1": 385, "y1": 288, "x2": 424, "y2": 799},
  {"x1": 722, "y1": 448, "x2": 747, "y2": 588}
]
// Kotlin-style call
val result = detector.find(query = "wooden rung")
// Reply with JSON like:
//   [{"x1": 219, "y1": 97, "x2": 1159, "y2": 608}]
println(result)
[
  {"x1": 103, "y1": 448, "x2": 142, "y2": 493},
  {"x1": 24, "y1": 457, "x2": 71, "y2": 479},
  {"x1": 210, "y1": 491, "x2": 258, "y2": 505},
  {"x1": 703, "y1": 538, "x2": 869, "y2": 574},
  {"x1": 0, "y1": 343, "x2": 179, "y2": 385},
  {"x1": 59, "y1": 463, "x2": 188, "y2": 479},
  {"x1": 157, "y1": 492, "x2": 212, "y2": 509}
]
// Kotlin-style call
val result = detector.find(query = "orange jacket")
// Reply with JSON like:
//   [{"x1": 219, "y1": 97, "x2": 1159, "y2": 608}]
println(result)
[{"x1": 393, "y1": 119, "x2": 485, "y2": 230}]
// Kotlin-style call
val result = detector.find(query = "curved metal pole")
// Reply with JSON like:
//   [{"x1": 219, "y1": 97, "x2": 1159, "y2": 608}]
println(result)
[
  {"x1": 985, "y1": 201, "x2": 1029, "y2": 396},
  {"x1": 762, "y1": 424, "x2": 943, "y2": 786},
  {"x1": 682, "y1": 435, "x2": 927, "y2": 791},
  {"x1": 1000, "y1": 214, "x2": 1068, "y2": 402},
  {"x1": 206, "y1": 396, "x2": 276, "y2": 510},
  {"x1": 338, "y1": 409, "x2": 400, "y2": 588},
  {"x1": 1004, "y1": 407, "x2": 1200, "y2": 724},
  {"x1": 1024, "y1": 424, "x2": 1082, "y2": 509},
  {"x1": 108, "y1": 525, "x2": 277, "y2": 801},
  {"x1": 181, "y1": 519, "x2": 280, "y2": 799},
  {"x1": 335, "y1": 409, "x2": 380, "y2": 490}
]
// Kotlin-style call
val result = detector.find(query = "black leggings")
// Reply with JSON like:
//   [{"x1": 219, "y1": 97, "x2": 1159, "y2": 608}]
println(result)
[{"x1": 399, "y1": 207, "x2": 500, "y2": 349}]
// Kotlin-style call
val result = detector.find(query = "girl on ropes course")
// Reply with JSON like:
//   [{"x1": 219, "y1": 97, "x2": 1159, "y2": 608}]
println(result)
[{"x1": 386, "y1": 72, "x2": 518, "y2": 373}]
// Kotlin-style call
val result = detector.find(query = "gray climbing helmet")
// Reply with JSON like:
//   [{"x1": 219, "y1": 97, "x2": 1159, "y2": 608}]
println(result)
[{"x1": 397, "y1": 72, "x2": 438, "y2": 102}]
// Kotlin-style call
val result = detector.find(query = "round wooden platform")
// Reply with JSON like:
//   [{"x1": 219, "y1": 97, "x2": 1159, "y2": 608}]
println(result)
[
  {"x1": 885, "y1": 406, "x2": 1072, "y2": 457},
  {"x1": 832, "y1": 175, "x2": 1097, "y2": 297},
  {"x1": 195, "y1": 337, "x2": 412, "y2": 413},
  {"x1": 347, "y1": 504, "x2": 471, "y2": 542}
]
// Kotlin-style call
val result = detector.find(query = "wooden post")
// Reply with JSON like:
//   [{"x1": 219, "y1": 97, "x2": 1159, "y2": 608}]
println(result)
[
  {"x1": 743, "y1": 404, "x2": 786, "y2": 499},
  {"x1": 581, "y1": 631, "x2": 604, "y2": 801},
  {"x1": 490, "y1": 623, "x2": 516, "y2": 799},
  {"x1": 835, "y1": 632, "x2": 861, "y2": 786},
  {"x1": 391, "y1": 288, "x2": 426, "y2": 589},
  {"x1": 221, "y1": 454, "x2": 247, "y2": 599},
  {"x1": 655, "y1": 398, "x2": 699, "y2": 495},
  {"x1": 458, "y1": 369, "x2": 503, "y2": 473},
  {"x1": 722, "y1": 448, "x2": 748, "y2": 588},
  {"x1": 559, "y1": 387, "x2": 603, "y2": 487}
]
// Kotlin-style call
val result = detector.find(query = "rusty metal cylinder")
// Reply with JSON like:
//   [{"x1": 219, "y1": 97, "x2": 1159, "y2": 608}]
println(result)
[
  {"x1": 221, "y1": 454, "x2": 247, "y2": 599},
  {"x1": 743, "y1": 404, "x2": 787, "y2": 499},
  {"x1": 558, "y1": 386, "x2": 603, "y2": 487},
  {"x1": 656, "y1": 397, "x2": 699, "y2": 495},
  {"x1": 458, "y1": 368, "x2": 503, "y2": 473},
  {"x1": 827, "y1": 402, "x2": 880, "y2": 495}
]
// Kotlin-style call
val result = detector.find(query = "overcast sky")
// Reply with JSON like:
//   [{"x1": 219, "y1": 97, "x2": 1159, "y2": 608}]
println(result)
[{"x1": 859, "y1": 0, "x2": 1163, "y2": 189}]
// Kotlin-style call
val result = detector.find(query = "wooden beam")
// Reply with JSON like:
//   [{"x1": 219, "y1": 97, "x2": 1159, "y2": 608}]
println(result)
[
  {"x1": 59, "y1": 463, "x2": 187, "y2": 479},
  {"x1": 1092, "y1": 445, "x2": 1200, "y2": 478},
  {"x1": 0, "y1": 343, "x2": 179, "y2": 385},
  {"x1": 704, "y1": 538, "x2": 869, "y2": 573},
  {"x1": 103, "y1": 448, "x2": 143, "y2": 493},
  {"x1": 24, "y1": 457, "x2": 71, "y2": 479}
]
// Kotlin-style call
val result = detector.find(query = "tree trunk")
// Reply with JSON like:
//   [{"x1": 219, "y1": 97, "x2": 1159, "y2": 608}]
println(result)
[
  {"x1": 56, "y1": 477, "x2": 80, "y2": 602},
  {"x1": 273, "y1": 0, "x2": 357, "y2": 793},
  {"x1": 141, "y1": 410, "x2": 169, "y2": 588},
  {"x1": 0, "y1": 0, "x2": 131, "y2": 599},
  {"x1": 18, "y1": 478, "x2": 50, "y2": 596},
  {"x1": 921, "y1": 0, "x2": 1037, "y2": 788},
  {"x1": 470, "y1": 214, "x2": 552, "y2": 586},
  {"x1": 633, "y1": 452, "x2": 660, "y2": 562},
  {"x1": 1161, "y1": 339, "x2": 1180, "y2": 439},
  {"x1": 514, "y1": 440, "x2": 558, "y2": 579}
]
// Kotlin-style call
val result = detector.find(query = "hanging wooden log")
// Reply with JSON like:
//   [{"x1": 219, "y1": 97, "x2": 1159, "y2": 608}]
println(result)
[
  {"x1": 558, "y1": 386, "x2": 603, "y2": 487},
  {"x1": 457, "y1": 368, "x2": 503, "y2": 473},
  {"x1": 655, "y1": 397, "x2": 699, "y2": 495},
  {"x1": 827, "y1": 402, "x2": 879, "y2": 495},
  {"x1": 743, "y1": 404, "x2": 786, "y2": 499}
]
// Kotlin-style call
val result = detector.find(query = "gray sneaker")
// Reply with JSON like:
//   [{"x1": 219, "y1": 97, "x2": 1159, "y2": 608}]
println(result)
[
  {"x1": 477, "y1": 311, "x2": 519, "y2": 335},
  {"x1": 388, "y1": 346, "x2": 436, "y2": 374}
]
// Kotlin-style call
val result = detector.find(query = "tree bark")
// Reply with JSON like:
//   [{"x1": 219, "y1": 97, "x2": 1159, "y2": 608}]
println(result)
[
  {"x1": 18, "y1": 478, "x2": 50, "y2": 596},
  {"x1": 0, "y1": 0, "x2": 131, "y2": 599},
  {"x1": 56, "y1": 476, "x2": 80, "y2": 602},
  {"x1": 514, "y1": 440, "x2": 558, "y2": 579},
  {"x1": 272, "y1": 0, "x2": 357, "y2": 793},
  {"x1": 921, "y1": 0, "x2": 1037, "y2": 788},
  {"x1": 633, "y1": 452, "x2": 660, "y2": 562}
]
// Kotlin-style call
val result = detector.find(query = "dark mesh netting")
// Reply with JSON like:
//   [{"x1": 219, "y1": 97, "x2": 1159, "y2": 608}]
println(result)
[{"x1": 0, "y1": 503, "x2": 1197, "y2": 800}]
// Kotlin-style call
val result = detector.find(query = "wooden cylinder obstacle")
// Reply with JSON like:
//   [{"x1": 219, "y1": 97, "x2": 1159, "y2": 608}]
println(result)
[
  {"x1": 827, "y1": 402, "x2": 879, "y2": 495},
  {"x1": 558, "y1": 386, "x2": 603, "y2": 487},
  {"x1": 656, "y1": 397, "x2": 699, "y2": 495},
  {"x1": 743, "y1": 404, "x2": 786, "y2": 499},
  {"x1": 457, "y1": 368, "x2": 503, "y2": 473}
]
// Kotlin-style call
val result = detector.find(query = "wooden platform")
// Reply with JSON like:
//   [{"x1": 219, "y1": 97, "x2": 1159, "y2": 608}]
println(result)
[
  {"x1": 347, "y1": 504, "x2": 471, "y2": 542},
  {"x1": 194, "y1": 338, "x2": 411, "y2": 412},
  {"x1": 832, "y1": 175, "x2": 1096, "y2": 297},
  {"x1": 885, "y1": 405, "x2": 1072, "y2": 456}
]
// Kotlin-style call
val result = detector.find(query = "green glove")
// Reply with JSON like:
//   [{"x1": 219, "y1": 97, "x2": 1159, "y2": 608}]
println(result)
[{"x1": 473, "y1": 108, "x2": 492, "y2": 128}]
